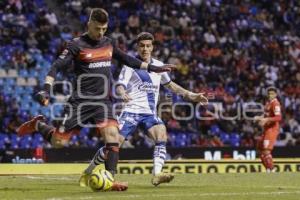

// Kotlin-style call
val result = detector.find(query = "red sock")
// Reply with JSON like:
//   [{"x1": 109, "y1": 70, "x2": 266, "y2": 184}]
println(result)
[
  {"x1": 260, "y1": 153, "x2": 273, "y2": 170},
  {"x1": 260, "y1": 154, "x2": 267, "y2": 169},
  {"x1": 264, "y1": 154, "x2": 274, "y2": 170}
]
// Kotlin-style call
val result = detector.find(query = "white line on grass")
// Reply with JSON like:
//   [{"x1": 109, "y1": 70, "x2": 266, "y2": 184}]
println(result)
[{"x1": 23, "y1": 175, "x2": 77, "y2": 181}]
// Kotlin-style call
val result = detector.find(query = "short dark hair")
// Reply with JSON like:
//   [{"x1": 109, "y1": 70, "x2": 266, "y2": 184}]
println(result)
[
  {"x1": 267, "y1": 86, "x2": 277, "y2": 93},
  {"x1": 136, "y1": 32, "x2": 154, "y2": 43},
  {"x1": 89, "y1": 8, "x2": 108, "y2": 23}
]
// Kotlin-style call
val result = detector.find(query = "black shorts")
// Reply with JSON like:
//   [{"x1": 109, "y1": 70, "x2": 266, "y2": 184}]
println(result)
[{"x1": 60, "y1": 100, "x2": 116, "y2": 132}]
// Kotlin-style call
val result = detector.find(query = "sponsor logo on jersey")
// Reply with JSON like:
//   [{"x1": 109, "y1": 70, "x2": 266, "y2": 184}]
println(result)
[
  {"x1": 88, "y1": 61, "x2": 111, "y2": 68},
  {"x1": 138, "y1": 82, "x2": 159, "y2": 92},
  {"x1": 86, "y1": 53, "x2": 92, "y2": 58},
  {"x1": 274, "y1": 105, "x2": 281, "y2": 115}
]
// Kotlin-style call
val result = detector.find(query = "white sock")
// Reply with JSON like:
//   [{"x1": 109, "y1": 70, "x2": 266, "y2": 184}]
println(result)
[
  {"x1": 153, "y1": 141, "x2": 167, "y2": 176},
  {"x1": 84, "y1": 146, "x2": 106, "y2": 174}
]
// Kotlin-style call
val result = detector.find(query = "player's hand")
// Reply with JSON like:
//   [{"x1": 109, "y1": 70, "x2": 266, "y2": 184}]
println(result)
[
  {"x1": 148, "y1": 64, "x2": 177, "y2": 73},
  {"x1": 120, "y1": 92, "x2": 132, "y2": 102},
  {"x1": 258, "y1": 118, "x2": 268, "y2": 127},
  {"x1": 35, "y1": 90, "x2": 49, "y2": 106},
  {"x1": 254, "y1": 116, "x2": 263, "y2": 121},
  {"x1": 188, "y1": 93, "x2": 208, "y2": 105}
]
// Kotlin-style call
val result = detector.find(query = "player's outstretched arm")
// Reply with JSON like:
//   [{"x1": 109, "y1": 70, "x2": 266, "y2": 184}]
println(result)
[
  {"x1": 113, "y1": 47, "x2": 175, "y2": 73},
  {"x1": 164, "y1": 81, "x2": 208, "y2": 105},
  {"x1": 254, "y1": 115, "x2": 282, "y2": 127},
  {"x1": 36, "y1": 42, "x2": 79, "y2": 106},
  {"x1": 141, "y1": 62, "x2": 176, "y2": 73}
]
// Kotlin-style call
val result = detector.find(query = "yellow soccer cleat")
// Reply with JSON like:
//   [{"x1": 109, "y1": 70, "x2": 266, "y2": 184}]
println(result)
[
  {"x1": 79, "y1": 172, "x2": 90, "y2": 187},
  {"x1": 151, "y1": 173, "x2": 174, "y2": 186}
]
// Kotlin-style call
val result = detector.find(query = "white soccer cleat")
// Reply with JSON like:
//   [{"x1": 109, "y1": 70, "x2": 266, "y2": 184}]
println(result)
[
  {"x1": 266, "y1": 168, "x2": 276, "y2": 173},
  {"x1": 151, "y1": 173, "x2": 174, "y2": 186}
]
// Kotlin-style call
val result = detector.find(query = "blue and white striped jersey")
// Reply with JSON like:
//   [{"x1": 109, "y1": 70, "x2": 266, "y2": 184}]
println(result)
[{"x1": 117, "y1": 58, "x2": 171, "y2": 114}]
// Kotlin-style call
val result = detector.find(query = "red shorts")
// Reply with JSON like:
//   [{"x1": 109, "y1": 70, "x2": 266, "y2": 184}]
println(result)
[
  {"x1": 52, "y1": 128, "x2": 80, "y2": 141},
  {"x1": 53, "y1": 119, "x2": 119, "y2": 141},
  {"x1": 257, "y1": 126, "x2": 279, "y2": 151},
  {"x1": 96, "y1": 119, "x2": 119, "y2": 130},
  {"x1": 95, "y1": 119, "x2": 119, "y2": 135}
]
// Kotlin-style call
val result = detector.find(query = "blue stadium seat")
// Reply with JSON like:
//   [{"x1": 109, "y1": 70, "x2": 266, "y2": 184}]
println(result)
[
  {"x1": 40, "y1": 107, "x2": 50, "y2": 117},
  {"x1": 19, "y1": 135, "x2": 32, "y2": 149},
  {"x1": 31, "y1": 134, "x2": 44, "y2": 148},
  {"x1": 10, "y1": 134, "x2": 20, "y2": 143},
  {"x1": 87, "y1": 139, "x2": 98, "y2": 147},
  {"x1": 230, "y1": 133, "x2": 241, "y2": 147},
  {"x1": 19, "y1": 69, "x2": 29, "y2": 77},
  {"x1": 175, "y1": 133, "x2": 187, "y2": 147},
  {"x1": 11, "y1": 142, "x2": 19, "y2": 149},
  {"x1": 21, "y1": 102, "x2": 31, "y2": 111},
  {"x1": 5, "y1": 78, "x2": 16, "y2": 86},
  {"x1": 168, "y1": 133, "x2": 176, "y2": 147},
  {"x1": 210, "y1": 124, "x2": 221, "y2": 135},
  {"x1": 28, "y1": 69, "x2": 39, "y2": 77},
  {"x1": 220, "y1": 132, "x2": 230, "y2": 143},
  {"x1": 0, "y1": 141, "x2": 5, "y2": 150},
  {"x1": 15, "y1": 86, "x2": 25, "y2": 95}
]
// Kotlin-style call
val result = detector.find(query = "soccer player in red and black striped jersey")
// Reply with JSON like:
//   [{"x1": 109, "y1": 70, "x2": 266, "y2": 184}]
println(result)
[{"x1": 17, "y1": 8, "x2": 173, "y2": 191}]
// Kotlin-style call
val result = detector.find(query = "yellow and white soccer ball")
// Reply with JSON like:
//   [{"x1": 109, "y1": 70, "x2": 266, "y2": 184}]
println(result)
[{"x1": 88, "y1": 169, "x2": 114, "y2": 192}]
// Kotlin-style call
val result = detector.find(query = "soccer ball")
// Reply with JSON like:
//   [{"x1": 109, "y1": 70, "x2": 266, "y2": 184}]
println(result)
[{"x1": 88, "y1": 169, "x2": 114, "y2": 192}]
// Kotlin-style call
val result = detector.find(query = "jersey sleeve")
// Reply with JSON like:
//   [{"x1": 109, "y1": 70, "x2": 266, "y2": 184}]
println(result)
[
  {"x1": 154, "y1": 59, "x2": 171, "y2": 85},
  {"x1": 273, "y1": 102, "x2": 281, "y2": 116},
  {"x1": 47, "y1": 41, "x2": 79, "y2": 78},
  {"x1": 116, "y1": 66, "x2": 134, "y2": 89},
  {"x1": 111, "y1": 40, "x2": 142, "y2": 69},
  {"x1": 160, "y1": 72, "x2": 171, "y2": 85}
]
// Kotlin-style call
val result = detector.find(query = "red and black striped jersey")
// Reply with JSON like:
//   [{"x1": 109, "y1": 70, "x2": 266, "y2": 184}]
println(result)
[{"x1": 48, "y1": 33, "x2": 142, "y2": 101}]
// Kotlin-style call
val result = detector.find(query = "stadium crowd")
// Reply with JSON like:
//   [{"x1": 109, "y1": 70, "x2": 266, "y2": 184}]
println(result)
[{"x1": 0, "y1": 0, "x2": 300, "y2": 150}]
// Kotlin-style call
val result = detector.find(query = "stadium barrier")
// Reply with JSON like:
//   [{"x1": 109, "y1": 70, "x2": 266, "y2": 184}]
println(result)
[
  {"x1": 0, "y1": 159, "x2": 300, "y2": 175},
  {"x1": 2, "y1": 147, "x2": 300, "y2": 163}
]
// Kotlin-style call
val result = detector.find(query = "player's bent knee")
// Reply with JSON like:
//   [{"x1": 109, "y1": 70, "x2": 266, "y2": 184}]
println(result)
[
  {"x1": 118, "y1": 134, "x2": 125, "y2": 144},
  {"x1": 102, "y1": 126, "x2": 120, "y2": 143},
  {"x1": 148, "y1": 124, "x2": 167, "y2": 141},
  {"x1": 51, "y1": 138, "x2": 69, "y2": 148},
  {"x1": 261, "y1": 149, "x2": 271, "y2": 155},
  {"x1": 156, "y1": 132, "x2": 168, "y2": 142}
]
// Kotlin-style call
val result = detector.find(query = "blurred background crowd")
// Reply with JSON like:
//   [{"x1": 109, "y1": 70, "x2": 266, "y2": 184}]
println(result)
[{"x1": 0, "y1": 0, "x2": 299, "y2": 150}]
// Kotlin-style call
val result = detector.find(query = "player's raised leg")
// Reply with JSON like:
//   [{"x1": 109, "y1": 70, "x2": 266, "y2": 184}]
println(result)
[
  {"x1": 17, "y1": 105, "x2": 79, "y2": 148},
  {"x1": 17, "y1": 115, "x2": 46, "y2": 136}
]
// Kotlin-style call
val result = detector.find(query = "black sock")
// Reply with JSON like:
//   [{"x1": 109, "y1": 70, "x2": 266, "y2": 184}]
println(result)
[
  {"x1": 37, "y1": 121, "x2": 54, "y2": 142},
  {"x1": 104, "y1": 143, "x2": 119, "y2": 176}
]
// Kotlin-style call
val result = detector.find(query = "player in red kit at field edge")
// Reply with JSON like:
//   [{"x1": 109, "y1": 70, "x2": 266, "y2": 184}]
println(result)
[{"x1": 255, "y1": 87, "x2": 282, "y2": 172}]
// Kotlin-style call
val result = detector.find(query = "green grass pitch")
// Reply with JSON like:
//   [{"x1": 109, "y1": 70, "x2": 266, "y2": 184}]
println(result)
[{"x1": 0, "y1": 173, "x2": 300, "y2": 200}]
